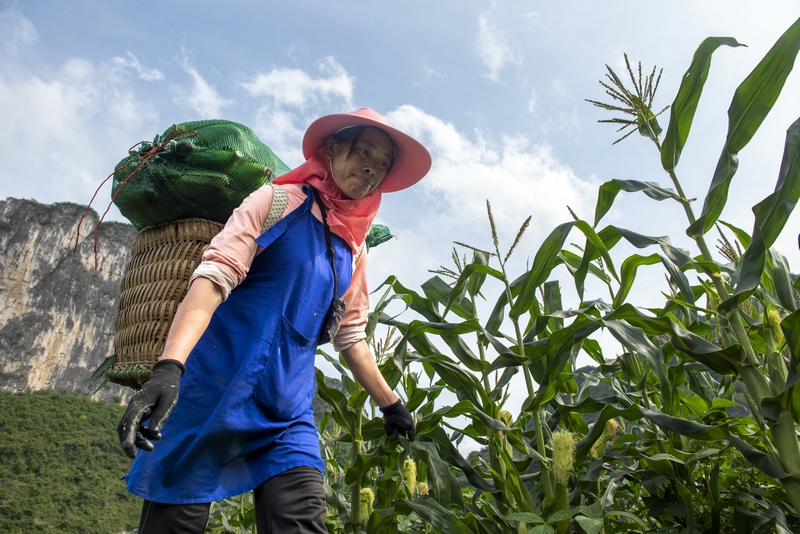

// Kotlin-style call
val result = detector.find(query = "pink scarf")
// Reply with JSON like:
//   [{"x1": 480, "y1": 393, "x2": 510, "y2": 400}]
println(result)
[{"x1": 273, "y1": 148, "x2": 382, "y2": 253}]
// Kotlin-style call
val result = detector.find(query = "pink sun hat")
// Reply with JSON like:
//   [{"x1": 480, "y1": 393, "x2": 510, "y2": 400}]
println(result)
[{"x1": 302, "y1": 108, "x2": 432, "y2": 193}]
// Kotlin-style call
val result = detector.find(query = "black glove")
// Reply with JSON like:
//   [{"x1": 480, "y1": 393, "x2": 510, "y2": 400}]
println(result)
[
  {"x1": 380, "y1": 399, "x2": 416, "y2": 441},
  {"x1": 117, "y1": 359, "x2": 185, "y2": 459}
]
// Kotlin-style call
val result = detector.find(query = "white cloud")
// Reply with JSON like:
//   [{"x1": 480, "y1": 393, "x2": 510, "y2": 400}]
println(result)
[
  {"x1": 242, "y1": 56, "x2": 353, "y2": 109},
  {"x1": 414, "y1": 63, "x2": 445, "y2": 89},
  {"x1": 174, "y1": 56, "x2": 233, "y2": 118},
  {"x1": 0, "y1": 61, "x2": 95, "y2": 161},
  {"x1": 242, "y1": 57, "x2": 355, "y2": 165},
  {"x1": 423, "y1": 64, "x2": 443, "y2": 78},
  {"x1": 384, "y1": 105, "x2": 596, "y2": 263},
  {"x1": 112, "y1": 53, "x2": 163, "y2": 81},
  {"x1": 0, "y1": 5, "x2": 38, "y2": 55},
  {"x1": 527, "y1": 89, "x2": 537, "y2": 114},
  {"x1": 551, "y1": 78, "x2": 567, "y2": 96},
  {"x1": 476, "y1": 11, "x2": 522, "y2": 83},
  {"x1": 0, "y1": 52, "x2": 162, "y2": 205}
]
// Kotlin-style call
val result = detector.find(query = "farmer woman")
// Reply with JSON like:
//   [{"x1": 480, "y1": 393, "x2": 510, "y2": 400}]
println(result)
[{"x1": 117, "y1": 108, "x2": 431, "y2": 533}]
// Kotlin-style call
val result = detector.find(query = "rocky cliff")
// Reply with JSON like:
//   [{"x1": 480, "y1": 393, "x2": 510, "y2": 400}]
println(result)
[{"x1": 0, "y1": 198, "x2": 138, "y2": 403}]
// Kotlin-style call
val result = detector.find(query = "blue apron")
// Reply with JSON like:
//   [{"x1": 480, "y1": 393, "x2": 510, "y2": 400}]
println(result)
[{"x1": 125, "y1": 187, "x2": 354, "y2": 504}]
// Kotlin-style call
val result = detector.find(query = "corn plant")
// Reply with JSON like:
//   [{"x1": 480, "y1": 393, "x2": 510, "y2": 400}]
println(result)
[
  {"x1": 325, "y1": 17, "x2": 800, "y2": 534},
  {"x1": 581, "y1": 16, "x2": 800, "y2": 517},
  {"x1": 206, "y1": 492, "x2": 255, "y2": 533}
]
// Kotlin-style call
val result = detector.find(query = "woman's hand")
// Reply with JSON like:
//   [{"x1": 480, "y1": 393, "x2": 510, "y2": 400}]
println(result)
[
  {"x1": 380, "y1": 399, "x2": 416, "y2": 440},
  {"x1": 341, "y1": 340, "x2": 415, "y2": 440},
  {"x1": 117, "y1": 359, "x2": 185, "y2": 458}
]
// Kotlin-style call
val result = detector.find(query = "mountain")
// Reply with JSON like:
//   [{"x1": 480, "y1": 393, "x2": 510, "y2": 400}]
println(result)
[{"x1": 0, "y1": 197, "x2": 137, "y2": 404}]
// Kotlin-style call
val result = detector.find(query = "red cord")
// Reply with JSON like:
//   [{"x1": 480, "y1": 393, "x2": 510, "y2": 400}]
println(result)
[{"x1": 73, "y1": 129, "x2": 198, "y2": 269}]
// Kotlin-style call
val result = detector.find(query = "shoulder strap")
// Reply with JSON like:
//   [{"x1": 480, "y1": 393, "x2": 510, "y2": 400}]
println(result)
[
  {"x1": 253, "y1": 185, "x2": 311, "y2": 250},
  {"x1": 311, "y1": 188, "x2": 340, "y2": 299},
  {"x1": 260, "y1": 184, "x2": 288, "y2": 234}
]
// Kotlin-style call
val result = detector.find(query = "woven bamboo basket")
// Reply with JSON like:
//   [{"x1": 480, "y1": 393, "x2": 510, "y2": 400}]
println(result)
[{"x1": 108, "y1": 217, "x2": 224, "y2": 389}]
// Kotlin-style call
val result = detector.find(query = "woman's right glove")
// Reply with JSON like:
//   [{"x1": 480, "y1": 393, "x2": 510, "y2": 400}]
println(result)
[
  {"x1": 380, "y1": 399, "x2": 416, "y2": 441},
  {"x1": 117, "y1": 359, "x2": 185, "y2": 459}
]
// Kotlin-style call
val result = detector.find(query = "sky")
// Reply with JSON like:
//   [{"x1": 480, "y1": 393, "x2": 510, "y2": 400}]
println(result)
[{"x1": 2, "y1": 1, "x2": 800, "y2": 447}]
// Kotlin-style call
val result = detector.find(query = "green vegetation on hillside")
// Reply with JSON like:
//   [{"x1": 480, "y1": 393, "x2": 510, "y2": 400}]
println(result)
[
  {"x1": 0, "y1": 382, "x2": 344, "y2": 534},
  {"x1": 0, "y1": 391, "x2": 140, "y2": 534}
]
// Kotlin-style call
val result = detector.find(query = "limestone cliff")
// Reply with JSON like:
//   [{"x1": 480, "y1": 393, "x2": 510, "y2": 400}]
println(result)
[{"x1": 0, "y1": 198, "x2": 137, "y2": 403}]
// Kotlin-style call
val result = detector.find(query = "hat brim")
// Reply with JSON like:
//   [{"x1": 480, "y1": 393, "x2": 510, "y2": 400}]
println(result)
[{"x1": 302, "y1": 113, "x2": 432, "y2": 193}]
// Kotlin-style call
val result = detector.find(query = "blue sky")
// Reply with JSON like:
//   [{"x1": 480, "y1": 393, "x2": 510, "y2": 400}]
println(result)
[{"x1": 3, "y1": 1, "x2": 800, "y2": 430}]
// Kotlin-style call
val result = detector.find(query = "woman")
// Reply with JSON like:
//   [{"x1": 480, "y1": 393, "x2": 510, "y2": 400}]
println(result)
[{"x1": 117, "y1": 108, "x2": 431, "y2": 533}]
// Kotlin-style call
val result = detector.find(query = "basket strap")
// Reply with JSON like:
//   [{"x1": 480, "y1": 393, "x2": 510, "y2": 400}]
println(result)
[{"x1": 261, "y1": 184, "x2": 288, "y2": 234}]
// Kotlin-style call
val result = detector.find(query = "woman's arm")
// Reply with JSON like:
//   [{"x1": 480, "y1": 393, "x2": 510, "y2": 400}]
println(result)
[
  {"x1": 118, "y1": 277, "x2": 224, "y2": 458},
  {"x1": 159, "y1": 278, "x2": 224, "y2": 364},
  {"x1": 340, "y1": 339, "x2": 398, "y2": 408}
]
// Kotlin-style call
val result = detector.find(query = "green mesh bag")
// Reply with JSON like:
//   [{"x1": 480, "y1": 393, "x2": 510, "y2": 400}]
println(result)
[{"x1": 111, "y1": 120, "x2": 291, "y2": 230}]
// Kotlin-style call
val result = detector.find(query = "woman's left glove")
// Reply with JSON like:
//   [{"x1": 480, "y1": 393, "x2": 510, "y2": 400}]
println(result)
[
  {"x1": 380, "y1": 399, "x2": 416, "y2": 441},
  {"x1": 117, "y1": 359, "x2": 185, "y2": 459}
]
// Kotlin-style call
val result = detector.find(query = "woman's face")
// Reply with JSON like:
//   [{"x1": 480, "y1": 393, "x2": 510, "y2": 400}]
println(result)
[{"x1": 326, "y1": 127, "x2": 394, "y2": 199}]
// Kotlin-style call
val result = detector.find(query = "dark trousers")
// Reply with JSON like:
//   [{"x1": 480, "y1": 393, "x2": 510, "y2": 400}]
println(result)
[{"x1": 138, "y1": 466, "x2": 327, "y2": 534}]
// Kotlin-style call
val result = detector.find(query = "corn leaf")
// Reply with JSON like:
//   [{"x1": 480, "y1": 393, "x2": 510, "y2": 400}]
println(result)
[
  {"x1": 782, "y1": 309, "x2": 800, "y2": 359},
  {"x1": 511, "y1": 222, "x2": 575, "y2": 319},
  {"x1": 542, "y1": 280, "x2": 563, "y2": 327},
  {"x1": 574, "y1": 404, "x2": 645, "y2": 463},
  {"x1": 574, "y1": 516, "x2": 604, "y2": 534},
  {"x1": 585, "y1": 225, "x2": 695, "y2": 271},
  {"x1": 606, "y1": 304, "x2": 742, "y2": 374},
  {"x1": 315, "y1": 368, "x2": 357, "y2": 437},
  {"x1": 613, "y1": 253, "x2": 661, "y2": 308},
  {"x1": 724, "y1": 116, "x2": 800, "y2": 311},
  {"x1": 661, "y1": 37, "x2": 744, "y2": 172},
  {"x1": 718, "y1": 219, "x2": 753, "y2": 248},
  {"x1": 594, "y1": 179, "x2": 682, "y2": 227},
  {"x1": 639, "y1": 406, "x2": 729, "y2": 441},
  {"x1": 468, "y1": 250, "x2": 492, "y2": 298},
  {"x1": 771, "y1": 249, "x2": 798, "y2": 312},
  {"x1": 425, "y1": 426, "x2": 499, "y2": 494},
  {"x1": 728, "y1": 434, "x2": 789, "y2": 479},
  {"x1": 506, "y1": 512, "x2": 545, "y2": 524},
  {"x1": 688, "y1": 17, "x2": 800, "y2": 237},
  {"x1": 604, "y1": 511, "x2": 650, "y2": 529},
  {"x1": 486, "y1": 290, "x2": 509, "y2": 335},
  {"x1": 661, "y1": 254, "x2": 696, "y2": 304},
  {"x1": 422, "y1": 276, "x2": 475, "y2": 320},
  {"x1": 444, "y1": 263, "x2": 505, "y2": 317},
  {"x1": 528, "y1": 316, "x2": 601, "y2": 409},
  {"x1": 403, "y1": 497, "x2": 473, "y2": 534},
  {"x1": 344, "y1": 451, "x2": 381, "y2": 486},
  {"x1": 410, "y1": 442, "x2": 464, "y2": 510},
  {"x1": 558, "y1": 249, "x2": 611, "y2": 284},
  {"x1": 379, "y1": 275, "x2": 442, "y2": 322},
  {"x1": 575, "y1": 221, "x2": 620, "y2": 300}
]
